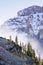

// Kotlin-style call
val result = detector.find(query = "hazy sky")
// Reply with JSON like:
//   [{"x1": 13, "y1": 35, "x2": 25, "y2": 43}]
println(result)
[{"x1": 0, "y1": 0, "x2": 43, "y2": 25}]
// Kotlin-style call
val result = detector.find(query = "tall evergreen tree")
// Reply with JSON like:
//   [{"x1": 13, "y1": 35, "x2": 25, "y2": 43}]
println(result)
[
  {"x1": 10, "y1": 35, "x2": 12, "y2": 41},
  {"x1": 38, "y1": 54, "x2": 42, "y2": 65},
  {"x1": 15, "y1": 36, "x2": 18, "y2": 45},
  {"x1": 27, "y1": 42, "x2": 35, "y2": 58},
  {"x1": 20, "y1": 41, "x2": 21, "y2": 47}
]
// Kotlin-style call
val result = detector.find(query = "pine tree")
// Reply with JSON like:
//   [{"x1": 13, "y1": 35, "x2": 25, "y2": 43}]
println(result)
[
  {"x1": 27, "y1": 42, "x2": 35, "y2": 58},
  {"x1": 20, "y1": 41, "x2": 21, "y2": 47},
  {"x1": 38, "y1": 54, "x2": 42, "y2": 65},
  {"x1": 10, "y1": 35, "x2": 12, "y2": 41},
  {"x1": 15, "y1": 36, "x2": 18, "y2": 45},
  {"x1": 27, "y1": 42, "x2": 32, "y2": 57}
]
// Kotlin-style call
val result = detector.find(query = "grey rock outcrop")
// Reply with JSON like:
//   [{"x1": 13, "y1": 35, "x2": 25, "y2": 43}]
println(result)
[{"x1": 0, "y1": 46, "x2": 26, "y2": 65}]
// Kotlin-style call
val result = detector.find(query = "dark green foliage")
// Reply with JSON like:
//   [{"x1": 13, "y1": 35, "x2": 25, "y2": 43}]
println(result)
[
  {"x1": 27, "y1": 50, "x2": 32, "y2": 57},
  {"x1": 42, "y1": 62, "x2": 43, "y2": 65},
  {"x1": 27, "y1": 43, "x2": 35, "y2": 59}
]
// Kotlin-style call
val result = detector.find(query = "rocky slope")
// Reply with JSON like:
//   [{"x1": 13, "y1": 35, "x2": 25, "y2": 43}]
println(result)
[
  {"x1": 0, "y1": 37, "x2": 38, "y2": 65},
  {"x1": 0, "y1": 37, "x2": 26, "y2": 65}
]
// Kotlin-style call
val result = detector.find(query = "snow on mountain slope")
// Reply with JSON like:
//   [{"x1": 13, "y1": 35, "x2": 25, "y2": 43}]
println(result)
[
  {"x1": 1, "y1": 13, "x2": 43, "y2": 35},
  {"x1": 0, "y1": 5, "x2": 43, "y2": 59}
]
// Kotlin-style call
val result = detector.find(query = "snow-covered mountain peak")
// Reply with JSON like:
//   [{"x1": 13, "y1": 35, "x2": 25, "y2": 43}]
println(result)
[
  {"x1": 0, "y1": 5, "x2": 43, "y2": 59},
  {"x1": 1, "y1": 12, "x2": 43, "y2": 35}
]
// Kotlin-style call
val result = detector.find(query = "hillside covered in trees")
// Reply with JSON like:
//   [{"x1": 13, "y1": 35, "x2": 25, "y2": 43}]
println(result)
[{"x1": 0, "y1": 36, "x2": 43, "y2": 65}]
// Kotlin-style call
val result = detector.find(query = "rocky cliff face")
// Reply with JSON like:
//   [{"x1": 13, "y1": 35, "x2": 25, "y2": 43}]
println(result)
[
  {"x1": 17, "y1": 6, "x2": 43, "y2": 16},
  {"x1": 0, "y1": 38, "x2": 27, "y2": 65},
  {"x1": 0, "y1": 46, "x2": 26, "y2": 65}
]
